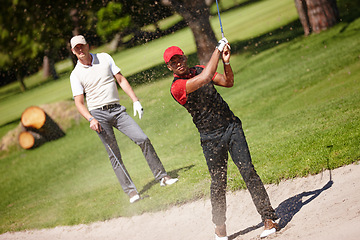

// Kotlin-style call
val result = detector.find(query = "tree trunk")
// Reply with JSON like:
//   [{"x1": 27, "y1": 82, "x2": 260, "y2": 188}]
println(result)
[
  {"x1": 294, "y1": 0, "x2": 339, "y2": 35},
  {"x1": 43, "y1": 50, "x2": 59, "y2": 80},
  {"x1": 187, "y1": 11, "x2": 218, "y2": 65},
  {"x1": 70, "y1": 8, "x2": 81, "y2": 67},
  {"x1": 294, "y1": 0, "x2": 311, "y2": 35},
  {"x1": 109, "y1": 33, "x2": 122, "y2": 52},
  {"x1": 161, "y1": 0, "x2": 218, "y2": 65},
  {"x1": 16, "y1": 72, "x2": 26, "y2": 92},
  {"x1": 20, "y1": 106, "x2": 65, "y2": 149}
]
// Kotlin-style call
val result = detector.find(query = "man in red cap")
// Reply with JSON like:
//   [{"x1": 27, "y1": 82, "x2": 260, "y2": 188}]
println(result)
[
  {"x1": 164, "y1": 39, "x2": 279, "y2": 239},
  {"x1": 69, "y1": 35, "x2": 178, "y2": 204}
]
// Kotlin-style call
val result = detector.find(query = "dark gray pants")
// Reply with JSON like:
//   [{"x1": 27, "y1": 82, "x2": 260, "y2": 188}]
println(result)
[
  {"x1": 90, "y1": 104, "x2": 167, "y2": 195},
  {"x1": 200, "y1": 119, "x2": 277, "y2": 225}
]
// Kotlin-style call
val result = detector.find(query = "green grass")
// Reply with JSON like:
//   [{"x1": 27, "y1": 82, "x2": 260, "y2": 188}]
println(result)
[{"x1": 1, "y1": 0, "x2": 360, "y2": 234}]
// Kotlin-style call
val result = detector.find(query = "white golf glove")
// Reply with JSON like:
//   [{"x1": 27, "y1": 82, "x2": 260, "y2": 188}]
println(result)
[
  {"x1": 216, "y1": 37, "x2": 228, "y2": 52},
  {"x1": 133, "y1": 101, "x2": 143, "y2": 119}
]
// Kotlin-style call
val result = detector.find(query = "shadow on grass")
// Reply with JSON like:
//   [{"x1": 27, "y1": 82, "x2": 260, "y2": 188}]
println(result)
[
  {"x1": 228, "y1": 172, "x2": 333, "y2": 239},
  {"x1": 230, "y1": 20, "x2": 305, "y2": 56},
  {"x1": 138, "y1": 164, "x2": 195, "y2": 195}
]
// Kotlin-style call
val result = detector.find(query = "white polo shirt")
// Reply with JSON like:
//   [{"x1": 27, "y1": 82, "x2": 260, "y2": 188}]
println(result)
[{"x1": 70, "y1": 53, "x2": 121, "y2": 111}]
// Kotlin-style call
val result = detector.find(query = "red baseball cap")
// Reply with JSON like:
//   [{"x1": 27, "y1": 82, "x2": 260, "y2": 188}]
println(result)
[{"x1": 163, "y1": 46, "x2": 184, "y2": 63}]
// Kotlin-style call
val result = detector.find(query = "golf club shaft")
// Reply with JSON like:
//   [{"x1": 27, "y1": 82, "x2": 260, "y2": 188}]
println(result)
[
  {"x1": 99, "y1": 128, "x2": 138, "y2": 193},
  {"x1": 215, "y1": 0, "x2": 224, "y2": 38},
  {"x1": 107, "y1": 143, "x2": 138, "y2": 193}
]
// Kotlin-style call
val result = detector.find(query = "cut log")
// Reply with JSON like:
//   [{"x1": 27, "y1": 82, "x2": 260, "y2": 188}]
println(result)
[
  {"x1": 18, "y1": 131, "x2": 46, "y2": 150},
  {"x1": 21, "y1": 106, "x2": 47, "y2": 129},
  {"x1": 20, "y1": 106, "x2": 65, "y2": 149}
]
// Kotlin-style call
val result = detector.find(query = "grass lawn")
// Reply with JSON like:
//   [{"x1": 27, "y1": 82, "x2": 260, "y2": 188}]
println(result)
[{"x1": 0, "y1": 0, "x2": 359, "y2": 234}]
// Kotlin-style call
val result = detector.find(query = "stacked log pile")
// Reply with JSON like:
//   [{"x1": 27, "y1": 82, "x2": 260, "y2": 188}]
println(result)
[{"x1": 18, "y1": 106, "x2": 65, "y2": 149}]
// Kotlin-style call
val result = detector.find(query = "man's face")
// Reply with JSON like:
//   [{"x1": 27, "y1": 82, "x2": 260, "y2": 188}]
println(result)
[
  {"x1": 167, "y1": 55, "x2": 189, "y2": 75},
  {"x1": 72, "y1": 44, "x2": 89, "y2": 59}
]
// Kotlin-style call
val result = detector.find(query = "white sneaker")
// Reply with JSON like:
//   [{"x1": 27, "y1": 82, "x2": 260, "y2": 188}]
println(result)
[
  {"x1": 260, "y1": 219, "x2": 279, "y2": 238},
  {"x1": 129, "y1": 192, "x2": 140, "y2": 204},
  {"x1": 215, "y1": 234, "x2": 228, "y2": 240},
  {"x1": 215, "y1": 224, "x2": 228, "y2": 240},
  {"x1": 160, "y1": 176, "x2": 178, "y2": 186}
]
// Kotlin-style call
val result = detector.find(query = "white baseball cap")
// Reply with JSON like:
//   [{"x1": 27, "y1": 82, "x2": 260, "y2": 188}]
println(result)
[{"x1": 70, "y1": 35, "x2": 87, "y2": 49}]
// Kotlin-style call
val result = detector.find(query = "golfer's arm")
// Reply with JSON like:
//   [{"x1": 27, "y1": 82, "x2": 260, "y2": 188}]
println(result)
[
  {"x1": 213, "y1": 45, "x2": 234, "y2": 87},
  {"x1": 186, "y1": 49, "x2": 221, "y2": 94},
  {"x1": 114, "y1": 72, "x2": 139, "y2": 103},
  {"x1": 74, "y1": 94, "x2": 93, "y2": 121},
  {"x1": 213, "y1": 64, "x2": 234, "y2": 88}
]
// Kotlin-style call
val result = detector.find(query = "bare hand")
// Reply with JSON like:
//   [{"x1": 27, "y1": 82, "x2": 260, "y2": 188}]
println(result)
[
  {"x1": 222, "y1": 44, "x2": 231, "y2": 63},
  {"x1": 90, "y1": 119, "x2": 102, "y2": 133}
]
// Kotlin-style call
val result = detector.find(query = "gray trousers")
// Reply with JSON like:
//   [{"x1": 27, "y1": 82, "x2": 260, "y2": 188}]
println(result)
[{"x1": 90, "y1": 104, "x2": 168, "y2": 195}]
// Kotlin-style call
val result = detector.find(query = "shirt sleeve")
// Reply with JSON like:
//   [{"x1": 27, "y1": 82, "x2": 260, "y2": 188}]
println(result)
[
  {"x1": 104, "y1": 53, "x2": 121, "y2": 75},
  {"x1": 171, "y1": 79, "x2": 187, "y2": 105},
  {"x1": 70, "y1": 72, "x2": 84, "y2": 97},
  {"x1": 212, "y1": 72, "x2": 218, "y2": 81}
]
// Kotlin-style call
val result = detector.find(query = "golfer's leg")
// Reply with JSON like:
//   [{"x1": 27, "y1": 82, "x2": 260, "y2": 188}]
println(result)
[
  {"x1": 202, "y1": 137, "x2": 228, "y2": 226},
  {"x1": 229, "y1": 122, "x2": 277, "y2": 221},
  {"x1": 115, "y1": 108, "x2": 167, "y2": 181},
  {"x1": 91, "y1": 110, "x2": 137, "y2": 195}
]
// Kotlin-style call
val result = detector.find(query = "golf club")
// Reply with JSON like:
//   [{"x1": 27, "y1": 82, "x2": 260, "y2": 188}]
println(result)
[
  {"x1": 100, "y1": 130, "x2": 139, "y2": 194},
  {"x1": 106, "y1": 143, "x2": 139, "y2": 194},
  {"x1": 215, "y1": 0, "x2": 225, "y2": 38}
]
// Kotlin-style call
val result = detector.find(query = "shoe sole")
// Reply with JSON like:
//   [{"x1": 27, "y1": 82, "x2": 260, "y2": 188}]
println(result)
[
  {"x1": 260, "y1": 228, "x2": 276, "y2": 238},
  {"x1": 215, "y1": 234, "x2": 228, "y2": 240},
  {"x1": 129, "y1": 194, "x2": 140, "y2": 203},
  {"x1": 160, "y1": 178, "x2": 179, "y2": 187}
]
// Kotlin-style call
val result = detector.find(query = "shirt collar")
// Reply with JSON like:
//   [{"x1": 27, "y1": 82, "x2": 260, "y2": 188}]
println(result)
[{"x1": 77, "y1": 53, "x2": 94, "y2": 68}]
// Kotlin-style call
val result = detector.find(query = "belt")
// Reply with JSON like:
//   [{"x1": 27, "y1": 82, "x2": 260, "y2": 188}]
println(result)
[{"x1": 100, "y1": 104, "x2": 119, "y2": 110}]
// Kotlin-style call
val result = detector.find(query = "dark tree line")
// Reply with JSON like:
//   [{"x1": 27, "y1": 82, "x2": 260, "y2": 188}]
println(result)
[{"x1": 0, "y1": 0, "x2": 173, "y2": 90}]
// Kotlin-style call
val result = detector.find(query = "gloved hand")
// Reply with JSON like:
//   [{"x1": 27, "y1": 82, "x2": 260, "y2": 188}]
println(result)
[
  {"x1": 133, "y1": 101, "x2": 143, "y2": 119},
  {"x1": 216, "y1": 37, "x2": 228, "y2": 52}
]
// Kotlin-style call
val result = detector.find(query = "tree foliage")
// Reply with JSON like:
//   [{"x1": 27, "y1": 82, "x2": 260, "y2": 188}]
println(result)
[
  {"x1": 0, "y1": 0, "x2": 108, "y2": 88},
  {"x1": 0, "y1": 0, "x2": 212, "y2": 88},
  {"x1": 121, "y1": 0, "x2": 173, "y2": 28},
  {"x1": 96, "y1": 2, "x2": 131, "y2": 42},
  {"x1": 0, "y1": 0, "x2": 56, "y2": 89}
]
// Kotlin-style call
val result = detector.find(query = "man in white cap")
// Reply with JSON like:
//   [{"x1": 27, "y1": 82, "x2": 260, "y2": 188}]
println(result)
[{"x1": 69, "y1": 35, "x2": 178, "y2": 204}]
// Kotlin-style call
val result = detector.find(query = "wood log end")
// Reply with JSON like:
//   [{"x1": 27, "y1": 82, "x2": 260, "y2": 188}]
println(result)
[
  {"x1": 18, "y1": 131, "x2": 46, "y2": 150},
  {"x1": 21, "y1": 106, "x2": 46, "y2": 129},
  {"x1": 18, "y1": 131, "x2": 35, "y2": 149}
]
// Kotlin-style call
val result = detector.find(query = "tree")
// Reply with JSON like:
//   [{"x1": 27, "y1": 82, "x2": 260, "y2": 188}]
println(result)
[
  {"x1": 0, "y1": 0, "x2": 50, "y2": 90},
  {"x1": 294, "y1": 0, "x2": 340, "y2": 35},
  {"x1": 161, "y1": 0, "x2": 217, "y2": 64},
  {"x1": 98, "y1": 0, "x2": 175, "y2": 50},
  {"x1": 0, "y1": 0, "x2": 110, "y2": 88},
  {"x1": 0, "y1": 0, "x2": 76, "y2": 89},
  {"x1": 96, "y1": 2, "x2": 132, "y2": 51}
]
